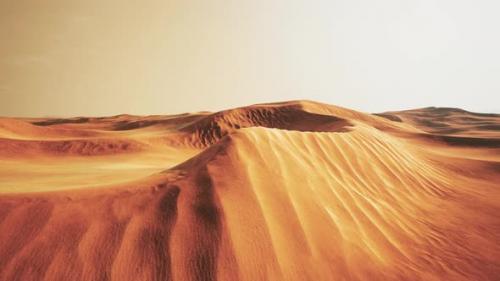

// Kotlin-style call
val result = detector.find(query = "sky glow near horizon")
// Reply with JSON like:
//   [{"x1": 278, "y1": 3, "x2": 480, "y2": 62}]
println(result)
[{"x1": 0, "y1": 0, "x2": 499, "y2": 117}]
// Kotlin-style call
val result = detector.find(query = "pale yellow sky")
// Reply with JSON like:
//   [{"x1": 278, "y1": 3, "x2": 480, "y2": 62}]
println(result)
[{"x1": 1, "y1": 0, "x2": 499, "y2": 117}]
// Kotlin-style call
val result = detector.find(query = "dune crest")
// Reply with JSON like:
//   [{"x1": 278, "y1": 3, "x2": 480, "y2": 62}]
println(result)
[{"x1": 0, "y1": 101, "x2": 499, "y2": 281}]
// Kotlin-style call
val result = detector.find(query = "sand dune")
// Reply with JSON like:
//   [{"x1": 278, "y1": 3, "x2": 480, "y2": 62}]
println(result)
[
  {"x1": 377, "y1": 107, "x2": 500, "y2": 138},
  {"x1": 0, "y1": 101, "x2": 499, "y2": 280}
]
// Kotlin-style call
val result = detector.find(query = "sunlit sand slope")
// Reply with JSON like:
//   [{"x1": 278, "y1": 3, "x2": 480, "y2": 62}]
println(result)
[{"x1": 0, "y1": 101, "x2": 499, "y2": 281}]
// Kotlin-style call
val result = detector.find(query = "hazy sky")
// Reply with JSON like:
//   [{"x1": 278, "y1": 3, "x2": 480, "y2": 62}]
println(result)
[{"x1": 1, "y1": 0, "x2": 499, "y2": 117}]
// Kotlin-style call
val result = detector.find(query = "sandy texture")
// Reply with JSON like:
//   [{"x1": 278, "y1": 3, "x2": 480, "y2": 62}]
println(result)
[{"x1": 0, "y1": 101, "x2": 499, "y2": 281}]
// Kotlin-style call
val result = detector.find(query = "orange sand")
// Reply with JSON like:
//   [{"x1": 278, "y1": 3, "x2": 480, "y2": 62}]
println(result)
[{"x1": 0, "y1": 101, "x2": 499, "y2": 280}]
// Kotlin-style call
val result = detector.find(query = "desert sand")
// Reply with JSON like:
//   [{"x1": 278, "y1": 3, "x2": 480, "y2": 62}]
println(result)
[{"x1": 0, "y1": 100, "x2": 499, "y2": 281}]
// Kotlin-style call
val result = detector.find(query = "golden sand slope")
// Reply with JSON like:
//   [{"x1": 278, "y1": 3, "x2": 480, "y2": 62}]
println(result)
[{"x1": 0, "y1": 101, "x2": 499, "y2": 281}]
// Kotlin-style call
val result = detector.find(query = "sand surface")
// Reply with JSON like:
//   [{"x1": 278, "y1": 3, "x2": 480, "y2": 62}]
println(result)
[{"x1": 0, "y1": 100, "x2": 499, "y2": 280}]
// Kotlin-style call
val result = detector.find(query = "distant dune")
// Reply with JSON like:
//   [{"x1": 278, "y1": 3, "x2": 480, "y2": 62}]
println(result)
[{"x1": 0, "y1": 101, "x2": 499, "y2": 281}]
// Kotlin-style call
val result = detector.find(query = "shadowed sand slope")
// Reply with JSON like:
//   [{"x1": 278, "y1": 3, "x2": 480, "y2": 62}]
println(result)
[
  {"x1": 0, "y1": 101, "x2": 499, "y2": 281},
  {"x1": 376, "y1": 107, "x2": 500, "y2": 138}
]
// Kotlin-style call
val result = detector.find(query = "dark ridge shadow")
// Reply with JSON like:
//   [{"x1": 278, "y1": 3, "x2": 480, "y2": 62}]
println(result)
[
  {"x1": 421, "y1": 134, "x2": 500, "y2": 148},
  {"x1": 190, "y1": 169, "x2": 223, "y2": 281},
  {"x1": 155, "y1": 185, "x2": 181, "y2": 281},
  {"x1": 373, "y1": 113, "x2": 403, "y2": 122},
  {"x1": 32, "y1": 118, "x2": 90, "y2": 126}
]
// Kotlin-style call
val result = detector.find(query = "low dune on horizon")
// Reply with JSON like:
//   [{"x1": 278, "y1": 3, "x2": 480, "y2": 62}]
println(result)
[{"x1": 0, "y1": 100, "x2": 499, "y2": 281}]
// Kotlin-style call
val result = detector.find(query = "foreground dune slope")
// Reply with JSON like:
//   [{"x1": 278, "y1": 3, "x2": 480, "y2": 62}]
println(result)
[{"x1": 0, "y1": 101, "x2": 499, "y2": 281}]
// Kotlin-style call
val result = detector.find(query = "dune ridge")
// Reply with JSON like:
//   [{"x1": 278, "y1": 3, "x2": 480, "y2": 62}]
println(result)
[
  {"x1": 0, "y1": 100, "x2": 499, "y2": 281},
  {"x1": 175, "y1": 102, "x2": 351, "y2": 148}
]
